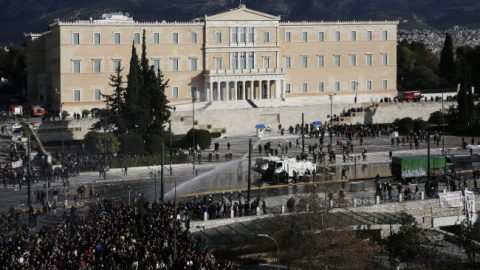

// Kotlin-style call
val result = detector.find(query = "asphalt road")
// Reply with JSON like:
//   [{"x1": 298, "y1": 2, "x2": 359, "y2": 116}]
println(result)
[{"x1": 0, "y1": 117, "x2": 477, "y2": 230}]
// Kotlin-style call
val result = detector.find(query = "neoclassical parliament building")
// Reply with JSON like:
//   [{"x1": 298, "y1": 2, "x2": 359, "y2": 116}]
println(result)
[{"x1": 26, "y1": 5, "x2": 398, "y2": 113}]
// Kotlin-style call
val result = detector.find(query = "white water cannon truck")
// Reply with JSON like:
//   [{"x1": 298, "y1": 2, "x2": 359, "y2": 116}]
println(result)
[{"x1": 254, "y1": 156, "x2": 316, "y2": 183}]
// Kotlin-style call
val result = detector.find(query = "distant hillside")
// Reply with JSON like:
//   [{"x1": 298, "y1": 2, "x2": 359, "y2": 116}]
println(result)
[{"x1": 1, "y1": 0, "x2": 480, "y2": 43}]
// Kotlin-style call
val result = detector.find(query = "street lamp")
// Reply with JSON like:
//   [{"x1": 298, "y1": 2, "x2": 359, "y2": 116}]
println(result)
[
  {"x1": 354, "y1": 81, "x2": 359, "y2": 103},
  {"x1": 441, "y1": 89, "x2": 446, "y2": 180},
  {"x1": 328, "y1": 94, "x2": 336, "y2": 148},
  {"x1": 60, "y1": 102, "x2": 65, "y2": 158},
  {"x1": 54, "y1": 88, "x2": 64, "y2": 158},
  {"x1": 257, "y1": 234, "x2": 280, "y2": 270},
  {"x1": 169, "y1": 120, "x2": 173, "y2": 176},
  {"x1": 103, "y1": 109, "x2": 107, "y2": 180},
  {"x1": 150, "y1": 170, "x2": 159, "y2": 201},
  {"x1": 192, "y1": 97, "x2": 197, "y2": 175},
  {"x1": 174, "y1": 176, "x2": 178, "y2": 260}
]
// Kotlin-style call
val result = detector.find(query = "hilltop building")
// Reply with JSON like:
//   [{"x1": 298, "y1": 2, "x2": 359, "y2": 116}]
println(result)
[{"x1": 25, "y1": 5, "x2": 398, "y2": 113}]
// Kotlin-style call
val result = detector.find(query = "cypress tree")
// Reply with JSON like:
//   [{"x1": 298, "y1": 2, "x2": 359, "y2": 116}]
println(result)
[
  {"x1": 147, "y1": 67, "x2": 171, "y2": 137},
  {"x1": 95, "y1": 29, "x2": 171, "y2": 141},
  {"x1": 91, "y1": 63, "x2": 127, "y2": 135},
  {"x1": 457, "y1": 58, "x2": 472, "y2": 125},
  {"x1": 439, "y1": 33, "x2": 456, "y2": 87},
  {"x1": 140, "y1": 30, "x2": 170, "y2": 138},
  {"x1": 456, "y1": 46, "x2": 476, "y2": 125},
  {"x1": 124, "y1": 43, "x2": 145, "y2": 134},
  {"x1": 106, "y1": 64, "x2": 127, "y2": 135}
]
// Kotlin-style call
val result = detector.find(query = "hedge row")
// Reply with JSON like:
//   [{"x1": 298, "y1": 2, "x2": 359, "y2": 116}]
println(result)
[
  {"x1": 211, "y1": 132, "x2": 222, "y2": 138},
  {"x1": 109, "y1": 153, "x2": 189, "y2": 168}
]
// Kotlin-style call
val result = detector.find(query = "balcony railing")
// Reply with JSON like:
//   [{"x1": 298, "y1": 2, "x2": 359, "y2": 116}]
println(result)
[{"x1": 205, "y1": 68, "x2": 284, "y2": 75}]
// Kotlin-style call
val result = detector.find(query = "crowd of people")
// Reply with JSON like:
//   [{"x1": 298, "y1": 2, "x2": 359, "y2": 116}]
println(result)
[{"x1": 0, "y1": 198, "x2": 236, "y2": 269}]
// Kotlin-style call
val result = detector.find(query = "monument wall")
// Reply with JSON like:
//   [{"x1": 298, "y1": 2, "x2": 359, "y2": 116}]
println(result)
[
  {"x1": 32, "y1": 101, "x2": 455, "y2": 141},
  {"x1": 171, "y1": 101, "x2": 455, "y2": 135}
]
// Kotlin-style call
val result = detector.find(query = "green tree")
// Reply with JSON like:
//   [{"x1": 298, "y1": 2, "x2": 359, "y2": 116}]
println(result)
[
  {"x1": 84, "y1": 131, "x2": 120, "y2": 154},
  {"x1": 0, "y1": 44, "x2": 27, "y2": 94},
  {"x1": 141, "y1": 30, "x2": 170, "y2": 138},
  {"x1": 106, "y1": 64, "x2": 127, "y2": 135},
  {"x1": 91, "y1": 65, "x2": 127, "y2": 135},
  {"x1": 456, "y1": 46, "x2": 476, "y2": 125},
  {"x1": 397, "y1": 117, "x2": 414, "y2": 134},
  {"x1": 459, "y1": 220, "x2": 480, "y2": 266},
  {"x1": 124, "y1": 43, "x2": 146, "y2": 135},
  {"x1": 144, "y1": 134, "x2": 164, "y2": 154},
  {"x1": 147, "y1": 68, "x2": 170, "y2": 137},
  {"x1": 428, "y1": 111, "x2": 444, "y2": 126},
  {"x1": 397, "y1": 40, "x2": 440, "y2": 90},
  {"x1": 397, "y1": 40, "x2": 415, "y2": 90},
  {"x1": 259, "y1": 186, "x2": 377, "y2": 269},
  {"x1": 121, "y1": 133, "x2": 144, "y2": 154},
  {"x1": 444, "y1": 105, "x2": 460, "y2": 125},
  {"x1": 384, "y1": 212, "x2": 424, "y2": 268},
  {"x1": 113, "y1": 30, "x2": 170, "y2": 139},
  {"x1": 186, "y1": 129, "x2": 212, "y2": 150},
  {"x1": 438, "y1": 33, "x2": 456, "y2": 87},
  {"x1": 413, "y1": 118, "x2": 428, "y2": 132}
]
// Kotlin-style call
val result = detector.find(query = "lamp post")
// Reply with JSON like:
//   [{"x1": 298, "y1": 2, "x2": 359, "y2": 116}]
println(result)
[
  {"x1": 442, "y1": 89, "x2": 446, "y2": 180},
  {"x1": 328, "y1": 94, "x2": 336, "y2": 148},
  {"x1": 161, "y1": 143, "x2": 165, "y2": 203},
  {"x1": 103, "y1": 108, "x2": 108, "y2": 180},
  {"x1": 169, "y1": 120, "x2": 173, "y2": 176},
  {"x1": 150, "y1": 170, "x2": 157, "y2": 201},
  {"x1": 192, "y1": 97, "x2": 197, "y2": 175},
  {"x1": 354, "y1": 81, "x2": 359, "y2": 103},
  {"x1": 54, "y1": 89, "x2": 65, "y2": 158},
  {"x1": 174, "y1": 176, "x2": 178, "y2": 260},
  {"x1": 257, "y1": 234, "x2": 280, "y2": 270},
  {"x1": 60, "y1": 102, "x2": 64, "y2": 158}
]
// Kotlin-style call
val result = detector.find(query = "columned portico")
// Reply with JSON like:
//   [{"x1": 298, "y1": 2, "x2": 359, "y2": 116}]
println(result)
[
  {"x1": 204, "y1": 68, "x2": 285, "y2": 102},
  {"x1": 206, "y1": 78, "x2": 286, "y2": 101}
]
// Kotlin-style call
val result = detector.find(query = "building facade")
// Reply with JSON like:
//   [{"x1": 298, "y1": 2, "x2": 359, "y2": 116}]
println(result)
[{"x1": 26, "y1": 5, "x2": 398, "y2": 113}]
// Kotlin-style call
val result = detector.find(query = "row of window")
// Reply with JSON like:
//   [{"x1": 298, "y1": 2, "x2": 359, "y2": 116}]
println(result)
[
  {"x1": 72, "y1": 32, "x2": 198, "y2": 45},
  {"x1": 285, "y1": 53, "x2": 389, "y2": 68},
  {"x1": 71, "y1": 58, "x2": 199, "y2": 73},
  {"x1": 70, "y1": 52, "x2": 389, "y2": 73},
  {"x1": 285, "y1": 80, "x2": 389, "y2": 93},
  {"x1": 69, "y1": 89, "x2": 102, "y2": 101},
  {"x1": 286, "y1": 29, "x2": 388, "y2": 42},
  {"x1": 69, "y1": 86, "x2": 192, "y2": 101},
  {"x1": 68, "y1": 79, "x2": 388, "y2": 102},
  {"x1": 71, "y1": 29, "x2": 388, "y2": 45}
]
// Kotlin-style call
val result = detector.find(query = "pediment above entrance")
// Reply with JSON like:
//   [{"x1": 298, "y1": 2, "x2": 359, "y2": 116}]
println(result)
[{"x1": 205, "y1": 5, "x2": 280, "y2": 21}]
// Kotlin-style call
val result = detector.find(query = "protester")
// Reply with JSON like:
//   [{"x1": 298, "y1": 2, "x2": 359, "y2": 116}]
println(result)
[{"x1": 0, "y1": 199, "x2": 235, "y2": 269}]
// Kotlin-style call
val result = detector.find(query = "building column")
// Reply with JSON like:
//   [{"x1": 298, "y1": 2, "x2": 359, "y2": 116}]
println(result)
[
  {"x1": 250, "y1": 81, "x2": 254, "y2": 100},
  {"x1": 274, "y1": 80, "x2": 279, "y2": 99},
  {"x1": 258, "y1": 80, "x2": 263, "y2": 99},
  {"x1": 209, "y1": 81, "x2": 214, "y2": 101},
  {"x1": 282, "y1": 80, "x2": 286, "y2": 99},
  {"x1": 267, "y1": 80, "x2": 271, "y2": 99},
  {"x1": 226, "y1": 81, "x2": 230, "y2": 101},
  {"x1": 234, "y1": 81, "x2": 238, "y2": 101},
  {"x1": 220, "y1": 81, "x2": 224, "y2": 101},
  {"x1": 242, "y1": 81, "x2": 246, "y2": 100}
]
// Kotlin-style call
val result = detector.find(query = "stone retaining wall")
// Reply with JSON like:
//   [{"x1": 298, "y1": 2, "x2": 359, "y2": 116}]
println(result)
[
  {"x1": 32, "y1": 101, "x2": 454, "y2": 142},
  {"x1": 335, "y1": 194, "x2": 480, "y2": 229}
]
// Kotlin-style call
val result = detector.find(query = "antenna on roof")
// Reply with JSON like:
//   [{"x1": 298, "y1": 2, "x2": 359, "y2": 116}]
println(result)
[{"x1": 193, "y1": 0, "x2": 196, "y2": 20}]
